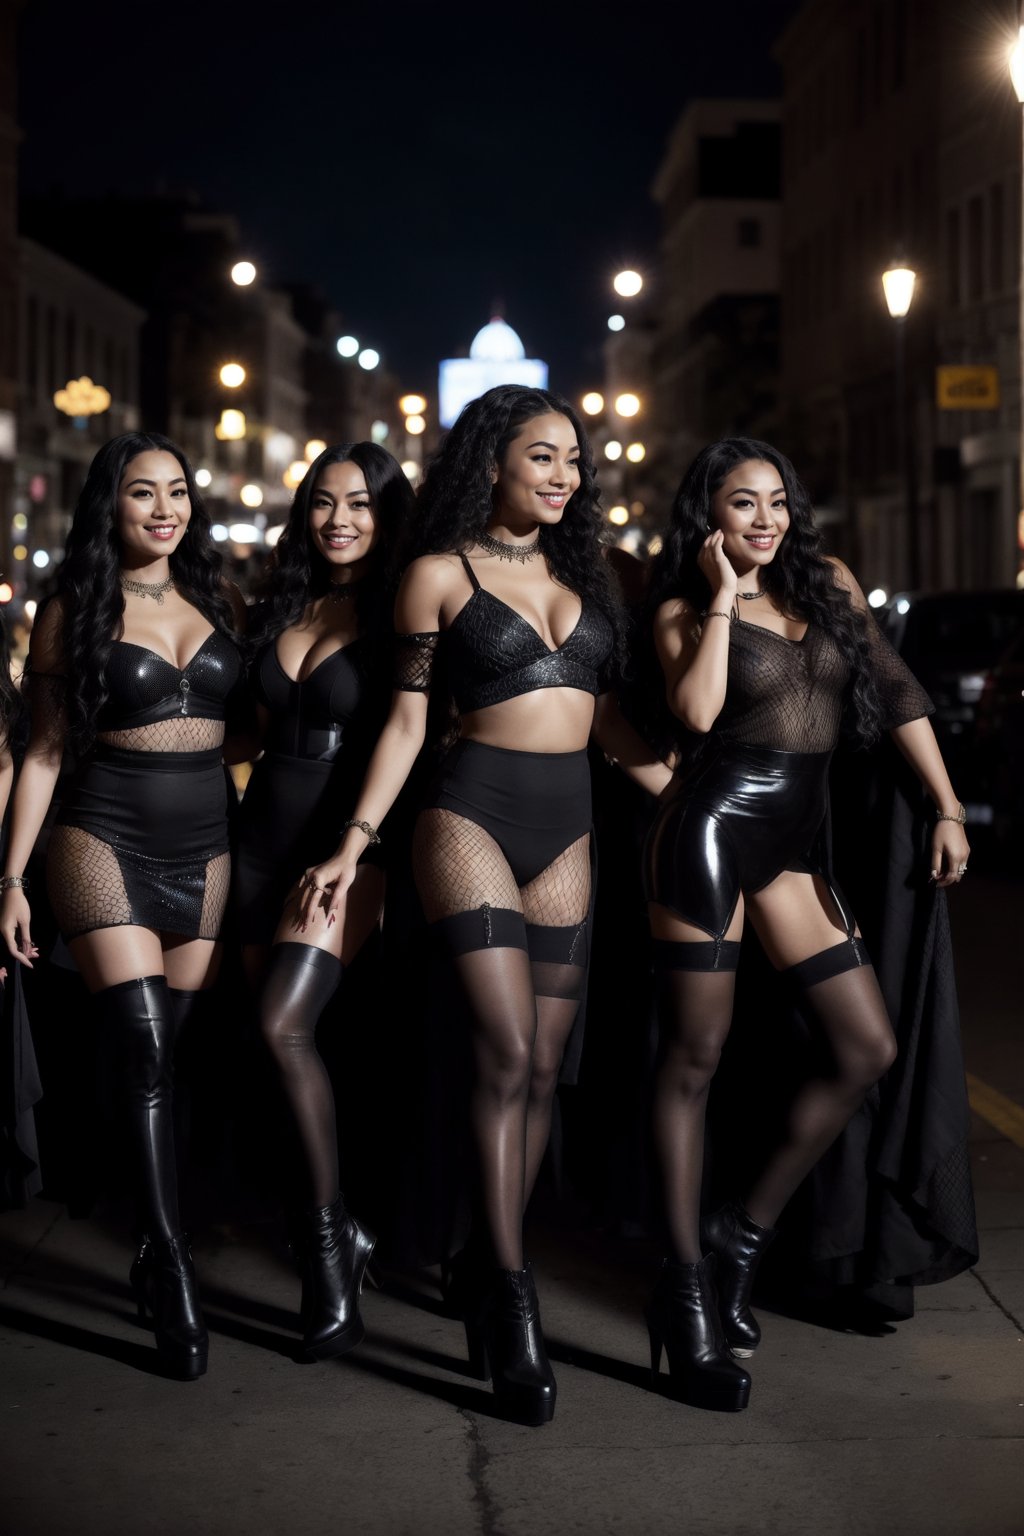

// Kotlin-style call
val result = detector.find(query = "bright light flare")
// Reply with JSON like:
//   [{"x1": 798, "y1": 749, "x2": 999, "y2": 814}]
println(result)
[
  {"x1": 216, "y1": 409, "x2": 246, "y2": 441},
  {"x1": 0, "y1": 583, "x2": 12, "y2": 604},
  {"x1": 626, "y1": 442, "x2": 646, "y2": 463},
  {"x1": 581, "y1": 392, "x2": 604, "y2": 415},
  {"x1": 399, "y1": 394, "x2": 427, "y2": 415},
  {"x1": 604, "y1": 440, "x2": 623, "y2": 461},
  {"x1": 336, "y1": 336, "x2": 360, "y2": 358},
  {"x1": 613, "y1": 270, "x2": 643, "y2": 298},
  {"x1": 265, "y1": 524, "x2": 285, "y2": 548},
  {"x1": 608, "y1": 506, "x2": 630, "y2": 526},
  {"x1": 607, "y1": 314, "x2": 625, "y2": 332},
  {"x1": 284, "y1": 461, "x2": 308, "y2": 490},
  {"x1": 358, "y1": 349, "x2": 380, "y2": 371},
  {"x1": 868, "y1": 587, "x2": 888, "y2": 608},
  {"x1": 231, "y1": 261, "x2": 257, "y2": 286},
  {"x1": 219, "y1": 362, "x2": 246, "y2": 388},
  {"x1": 32, "y1": 550, "x2": 50, "y2": 569},
  {"x1": 614, "y1": 392, "x2": 641, "y2": 418},
  {"x1": 304, "y1": 439, "x2": 327, "y2": 462},
  {"x1": 239, "y1": 483, "x2": 264, "y2": 508},
  {"x1": 1011, "y1": 26, "x2": 1024, "y2": 102},
  {"x1": 195, "y1": 468, "x2": 213, "y2": 489},
  {"x1": 405, "y1": 414, "x2": 426, "y2": 435},
  {"x1": 881, "y1": 267, "x2": 916, "y2": 319},
  {"x1": 228, "y1": 523, "x2": 260, "y2": 544}
]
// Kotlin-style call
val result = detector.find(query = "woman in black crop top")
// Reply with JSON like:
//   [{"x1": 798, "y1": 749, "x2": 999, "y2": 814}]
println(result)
[
  {"x1": 234, "y1": 442, "x2": 413, "y2": 1359},
  {"x1": 0, "y1": 433, "x2": 246, "y2": 1382},
  {"x1": 639, "y1": 438, "x2": 970, "y2": 1412},
  {"x1": 299, "y1": 384, "x2": 672, "y2": 1425}
]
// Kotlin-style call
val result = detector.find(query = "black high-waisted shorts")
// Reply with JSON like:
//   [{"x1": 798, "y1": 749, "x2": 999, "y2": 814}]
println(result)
[
  {"x1": 423, "y1": 738, "x2": 592, "y2": 885},
  {"x1": 644, "y1": 743, "x2": 851, "y2": 941}
]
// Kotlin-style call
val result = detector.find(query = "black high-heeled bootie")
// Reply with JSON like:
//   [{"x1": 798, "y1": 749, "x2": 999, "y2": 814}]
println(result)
[
  {"x1": 465, "y1": 1262, "x2": 557, "y2": 1426},
  {"x1": 702, "y1": 1202, "x2": 776, "y2": 1357},
  {"x1": 300, "y1": 1194, "x2": 375, "y2": 1360},
  {"x1": 645, "y1": 1255, "x2": 751, "y2": 1412},
  {"x1": 130, "y1": 1233, "x2": 208, "y2": 1381}
]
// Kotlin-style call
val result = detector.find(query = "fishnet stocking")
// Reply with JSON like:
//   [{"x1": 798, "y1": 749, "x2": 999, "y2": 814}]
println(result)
[
  {"x1": 743, "y1": 962, "x2": 896, "y2": 1229},
  {"x1": 47, "y1": 825, "x2": 229, "y2": 941},
  {"x1": 653, "y1": 967, "x2": 737, "y2": 1262},
  {"x1": 412, "y1": 808, "x2": 522, "y2": 921},
  {"x1": 520, "y1": 834, "x2": 590, "y2": 929},
  {"x1": 98, "y1": 720, "x2": 226, "y2": 752}
]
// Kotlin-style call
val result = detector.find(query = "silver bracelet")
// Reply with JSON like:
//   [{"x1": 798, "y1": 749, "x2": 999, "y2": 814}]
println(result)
[
  {"x1": 936, "y1": 802, "x2": 967, "y2": 826},
  {"x1": 0, "y1": 875, "x2": 30, "y2": 892},
  {"x1": 701, "y1": 610, "x2": 733, "y2": 623},
  {"x1": 341, "y1": 818, "x2": 381, "y2": 847}
]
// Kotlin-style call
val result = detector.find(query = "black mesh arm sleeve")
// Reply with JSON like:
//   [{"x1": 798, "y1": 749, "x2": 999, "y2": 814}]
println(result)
[
  {"x1": 866, "y1": 615, "x2": 934, "y2": 730},
  {"x1": 393, "y1": 632, "x2": 441, "y2": 692}
]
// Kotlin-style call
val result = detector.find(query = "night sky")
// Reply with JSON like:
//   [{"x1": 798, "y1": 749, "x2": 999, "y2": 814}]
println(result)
[{"x1": 17, "y1": 0, "x2": 800, "y2": 397}]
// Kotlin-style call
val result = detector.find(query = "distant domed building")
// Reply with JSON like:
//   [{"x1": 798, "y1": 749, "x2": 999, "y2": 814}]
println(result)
[{"x1": 439, "y1": 316, "x2": 548, "y2": 427}]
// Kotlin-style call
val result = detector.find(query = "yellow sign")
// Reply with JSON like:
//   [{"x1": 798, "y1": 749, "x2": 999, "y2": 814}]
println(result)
[{"x1": 936, "y1": 366, "x2": 999, "y2": 409}]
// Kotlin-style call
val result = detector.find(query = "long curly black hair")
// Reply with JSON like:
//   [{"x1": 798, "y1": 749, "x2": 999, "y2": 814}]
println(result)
[
  {"x1": 0, "y1": 610, "x2": 22, "y2": 752},
  {"x1": 410, "y1": 383, "x2": 626, "y2": 673},
  {"x1": 53, "y1": 432, "x2": 234, "y2": 754},
  {"x1": 246, "y1": 442, "x2": 414, "y2": 670},
  {"x1": 644, "y1": 437, "x2": 883, "y2": 747}
]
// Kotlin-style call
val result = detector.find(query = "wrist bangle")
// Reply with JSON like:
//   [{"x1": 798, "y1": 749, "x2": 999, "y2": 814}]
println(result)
[
  {"x1": 1, "y1": 875, "x2": 29, "y2": 891},
  {"x1": 341, "y1": 818, "x2": 381, "y2": 847},
  {"x1": 936, "y1": 802, "x2": 967, "y2": 826},
  {"x1": 701, "y1": 610, "x2": 733, "y2": 623}
]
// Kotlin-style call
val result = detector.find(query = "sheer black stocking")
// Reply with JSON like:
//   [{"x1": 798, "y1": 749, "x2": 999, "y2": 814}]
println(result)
[
  {"x1": 260, "y1": 943, "x2": 344, "y2": 1210},
  {"x1": 651, "y1": 942, "x2": 741, "y2": 1264},
  {"x1": 743, "y1": 949, "x2": 896, "y2": 1229}
]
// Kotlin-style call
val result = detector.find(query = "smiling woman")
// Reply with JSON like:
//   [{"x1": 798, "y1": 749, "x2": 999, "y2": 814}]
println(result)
[{"x1": 0, "y1": 432, "x2": 247, "y2": 1384}]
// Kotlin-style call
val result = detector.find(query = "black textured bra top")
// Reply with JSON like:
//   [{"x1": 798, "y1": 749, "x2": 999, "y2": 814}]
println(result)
[
  {"x1": 443, "y1": 553, "x2": 613, "y2": 713},
  {"x1": 95, "y1": 628, "x2": 244, "y2": 733},
  {"x1": 251, "y1": 638, "x2": 367, "y2": 761},
  {"x1": 710, "y1": 613, "x2": 933, "y2": 754}
]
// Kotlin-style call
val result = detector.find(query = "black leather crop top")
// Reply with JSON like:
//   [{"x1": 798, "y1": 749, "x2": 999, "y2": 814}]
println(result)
[
  {"x1": 394, "y1": 554, "x2": 614, "y2": 712},
  {"x1": 95, "y1": 630, "x2": 244, "y2": 732},
  {"x1": 251, "y1": 638, "x2": 370, "y2": 761}
]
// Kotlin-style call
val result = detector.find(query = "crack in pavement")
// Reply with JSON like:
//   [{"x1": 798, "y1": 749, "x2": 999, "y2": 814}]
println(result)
[
  {"x1": 460, "y1": 1407, "x2": 505, "y2": 1536},
  {"x1": 968, "y1": 1267, "x2": 1024, "y2": 1333}
]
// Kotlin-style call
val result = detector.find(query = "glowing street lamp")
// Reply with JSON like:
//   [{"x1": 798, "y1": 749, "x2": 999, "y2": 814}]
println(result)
[
  {"x1": 219, "y1": 362, "x2": 246, "y2": 388},
  {"x1": 581, "y1": 392, "x2": 604, "y2": 415},
  {"x1": 614, "y1": 392, "x2": 641, "y2": 418},
  {"x1": 881, "y1": 267, "x2": 916, "y2": 319},
  {"x1": 613, "y1": 270, "x2": 643, "y2": 298},
  {"x1": 882, "y1": 262, "x2": 918, "y2": 586},
  {"x1": 230, "y1": 261, "x2": 257, "y2": 287}
]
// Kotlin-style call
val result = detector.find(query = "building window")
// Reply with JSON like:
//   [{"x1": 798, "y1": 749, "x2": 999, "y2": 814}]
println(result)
[
  {"x1": 947, "y1": 208, "x2": 961, "y2": 306},
  {"x1": 738, "y1": 218, "x2": 761, "y2": 248},
  {"x1": 967, "y1": 195, "x2": 983, "y2": 301},
  {"x1": 991, "y1": 182, "x2": 1005, "y2": 292}
]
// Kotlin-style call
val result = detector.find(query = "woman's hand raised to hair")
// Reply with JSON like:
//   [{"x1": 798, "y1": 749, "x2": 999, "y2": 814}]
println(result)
[{"x1": 697, "y1": 530, "x2": 737, "y2": 603}]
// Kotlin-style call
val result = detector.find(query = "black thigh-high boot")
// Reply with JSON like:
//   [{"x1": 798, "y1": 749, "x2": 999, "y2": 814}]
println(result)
[
  {"x1": 260, "y1": 942, "x2": 375, "y2": 1359},
  {"x1": 101, "y1": 976, "x2": 207, "y2": 1381}
]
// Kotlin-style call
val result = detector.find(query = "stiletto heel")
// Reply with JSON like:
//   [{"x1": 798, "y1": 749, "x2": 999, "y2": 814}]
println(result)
[
  {"x1": 463, "y1": 1316, "x2": 491, "y2": 1382},
  {"x1": 129, "y1": 1234, "x2": 208, "y2": 1381},
  {"x1": 646, "y1": 1255, "x2": 751, "y2": 1412},
  {"x1": 300, "y1": 1194, "x2": 375, "y2": 1361},
  {"x1": 702, "y1": 1202, "x2": 776, "y2": 1357}
]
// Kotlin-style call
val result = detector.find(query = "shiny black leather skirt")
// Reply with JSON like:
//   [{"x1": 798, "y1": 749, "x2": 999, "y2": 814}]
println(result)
[{"x1": 643, "y1": 743, "x2": 844, "y2": 940}]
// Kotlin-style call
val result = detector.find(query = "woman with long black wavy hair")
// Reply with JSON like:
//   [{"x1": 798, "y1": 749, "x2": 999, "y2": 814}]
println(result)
[
  {"x1": 234, "y1": 442, "x2": 414, "y2": 1360},
  {"x1": 0, "y1": 432, "x2": 246, "y2": 1381},
  {"x1": 299, "y1": 384, "x2": 672, "y2": 1423},
  {"x1": 640, "y1": 437, "x2": 969, "y2": 1413}
]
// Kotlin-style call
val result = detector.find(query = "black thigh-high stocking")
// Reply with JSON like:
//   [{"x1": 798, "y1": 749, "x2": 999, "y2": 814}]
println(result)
[
  {"x1": 99, "y1": 976, "x2": 181, "y2": 1241},
  {"x1": 523, "y1": 923, "x2": 586, "y2": 1204},
  {"x1": 651, "y1": 941, "x2": 741, "y2": 1264},
  {"x1": 167, "y1": 988, "x2": 199, "y2": 1177},
  {"x1": 433, "y1": 907, "x2": 537, "y2": 1273},
  {"x1": 260, "y1": 943, "x2": 344, "y2": 1210},
  {"x1": 743, "y1": 942, "x2": 897, "y2": 1230}
]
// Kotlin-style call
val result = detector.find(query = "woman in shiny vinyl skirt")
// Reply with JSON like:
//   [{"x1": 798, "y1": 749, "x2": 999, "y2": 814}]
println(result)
[{"x1": 640, "y1": 437, "x2": 970, "y2": 1412}]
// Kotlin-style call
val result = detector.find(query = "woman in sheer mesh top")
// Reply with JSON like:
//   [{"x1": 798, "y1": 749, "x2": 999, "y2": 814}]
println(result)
[
  {"x1": 640, "y1": 438, "x2": 969, "y2": 1413},
  {"x1": 0, "y1": 433, "x2": 247, "y2": 1382},
  {"x1": 234, "y1": 442, "x2": 413, "y2": 1360},
  {"x1": 298, "y1": 384, "x2": 672, "y2": 1425}
]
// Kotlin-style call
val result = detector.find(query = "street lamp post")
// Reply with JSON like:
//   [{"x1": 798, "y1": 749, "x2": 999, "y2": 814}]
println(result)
[{"x1": 882, "y1": 264, "x2": 919, "y2": 588}]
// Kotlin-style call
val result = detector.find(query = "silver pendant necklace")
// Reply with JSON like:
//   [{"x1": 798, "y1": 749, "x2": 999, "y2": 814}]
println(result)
[
  {"x1": 477, "y1": 529, "x2": 543, "y2": 565},
  {"x1": 121, "y1": 572, "x2": 175, "y2": 604},
  {"x1": 737, "y1": 587, "x2": 767, "y2": 601}
]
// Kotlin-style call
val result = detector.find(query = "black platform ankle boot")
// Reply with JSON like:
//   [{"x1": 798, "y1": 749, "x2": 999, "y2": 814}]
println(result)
[
  {"x1": 130, "y1": 1233, "x2": 208, "y2": 1381},
  {"x1": 466, "y1": 1262, "x2": 556, "y2": 1426},
  {"x1": 645, "y1": 1255, "x2": 751, "y2": 1412},
  {"x1": 702, "y1": 1202, "x2": 776, "y2": 1358},
  {"x1": 300, "y1": 1195, "x2": 376, "y2": 1360}
]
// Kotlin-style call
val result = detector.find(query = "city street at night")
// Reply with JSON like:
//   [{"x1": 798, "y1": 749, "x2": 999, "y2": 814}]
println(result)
[{"x1": 1, "y1": 874, "x2": 1021, "y2": 1536}]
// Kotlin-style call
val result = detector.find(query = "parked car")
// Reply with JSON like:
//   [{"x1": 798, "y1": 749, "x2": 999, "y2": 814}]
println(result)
[
  {"x1": 974, "y1": 624, "x2": 1024, "y2": 849},
  {"x1": 880, "y1": 589, "x2": 1024, "y2": 828}
]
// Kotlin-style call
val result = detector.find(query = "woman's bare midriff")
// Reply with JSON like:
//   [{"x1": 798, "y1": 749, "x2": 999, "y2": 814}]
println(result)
[{"x1": 459, "y1": 688, "x2": 596, "y2": 753}]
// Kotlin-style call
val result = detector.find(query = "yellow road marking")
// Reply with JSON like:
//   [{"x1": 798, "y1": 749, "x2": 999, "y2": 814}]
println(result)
[{"x1": 967, "y1": 1073, "x2": 1024, "y2": 1152}]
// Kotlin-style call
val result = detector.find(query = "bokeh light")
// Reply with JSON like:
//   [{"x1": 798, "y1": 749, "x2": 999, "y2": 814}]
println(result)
[
  {"x1": 613, "y1": 270, "x2": 643, "y2": 297},
  {"x1": 230, "y1": 261, "x2": 257, "y2": 286},
  {"x1": 399, "y1": 394, "x2": 428, "y2": 415},
  {"x1": 604, "y1": 440, "x2": 623, "y2": 461},
  {"x1": 626, "y1": 442, "x2": 646, "y2": 463},
  {"x1": 195, "y1": 468, "x2": 213, "y2": 489},
  {"x1": 239, "y1": 483, "x2": 264, "y2": 508},
  {"x1": 581, "y1": 392, "x2": 604, "y2": 415},
  {"x1": 358, "y1": 349, "x2": 380, "y2": 371},
  {"x1": 219, "y1": 363, "x2": 246, "y2": 388},
  {"x1": 607, "y1": 314, "x2": 625, "y2": 332},
  {"x1": 336, "y1": 336, "x2": 360, "y2": 358},
  {"x1": 405, "y1": 414, "x2": 426, "y2": 435},
  {"x1": 608, "y1": 506, "x2": 630, "y2": 526}
]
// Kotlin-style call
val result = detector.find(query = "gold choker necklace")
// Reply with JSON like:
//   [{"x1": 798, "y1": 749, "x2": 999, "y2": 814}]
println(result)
[
  {"x1": 477, "y1": 530, "x2": 542, "y2": 565},
  {"x1": 121, "y1": 573, "x2": 175, "y2": 605}
]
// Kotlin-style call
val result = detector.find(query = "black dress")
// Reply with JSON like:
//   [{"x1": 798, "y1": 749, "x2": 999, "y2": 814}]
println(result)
[
  {"x1": 46, "y1": 630, "x2": 243, "y2": 942},
  {"x1": 234, "y1": 638, "x2": 385, "y2": 945}
]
